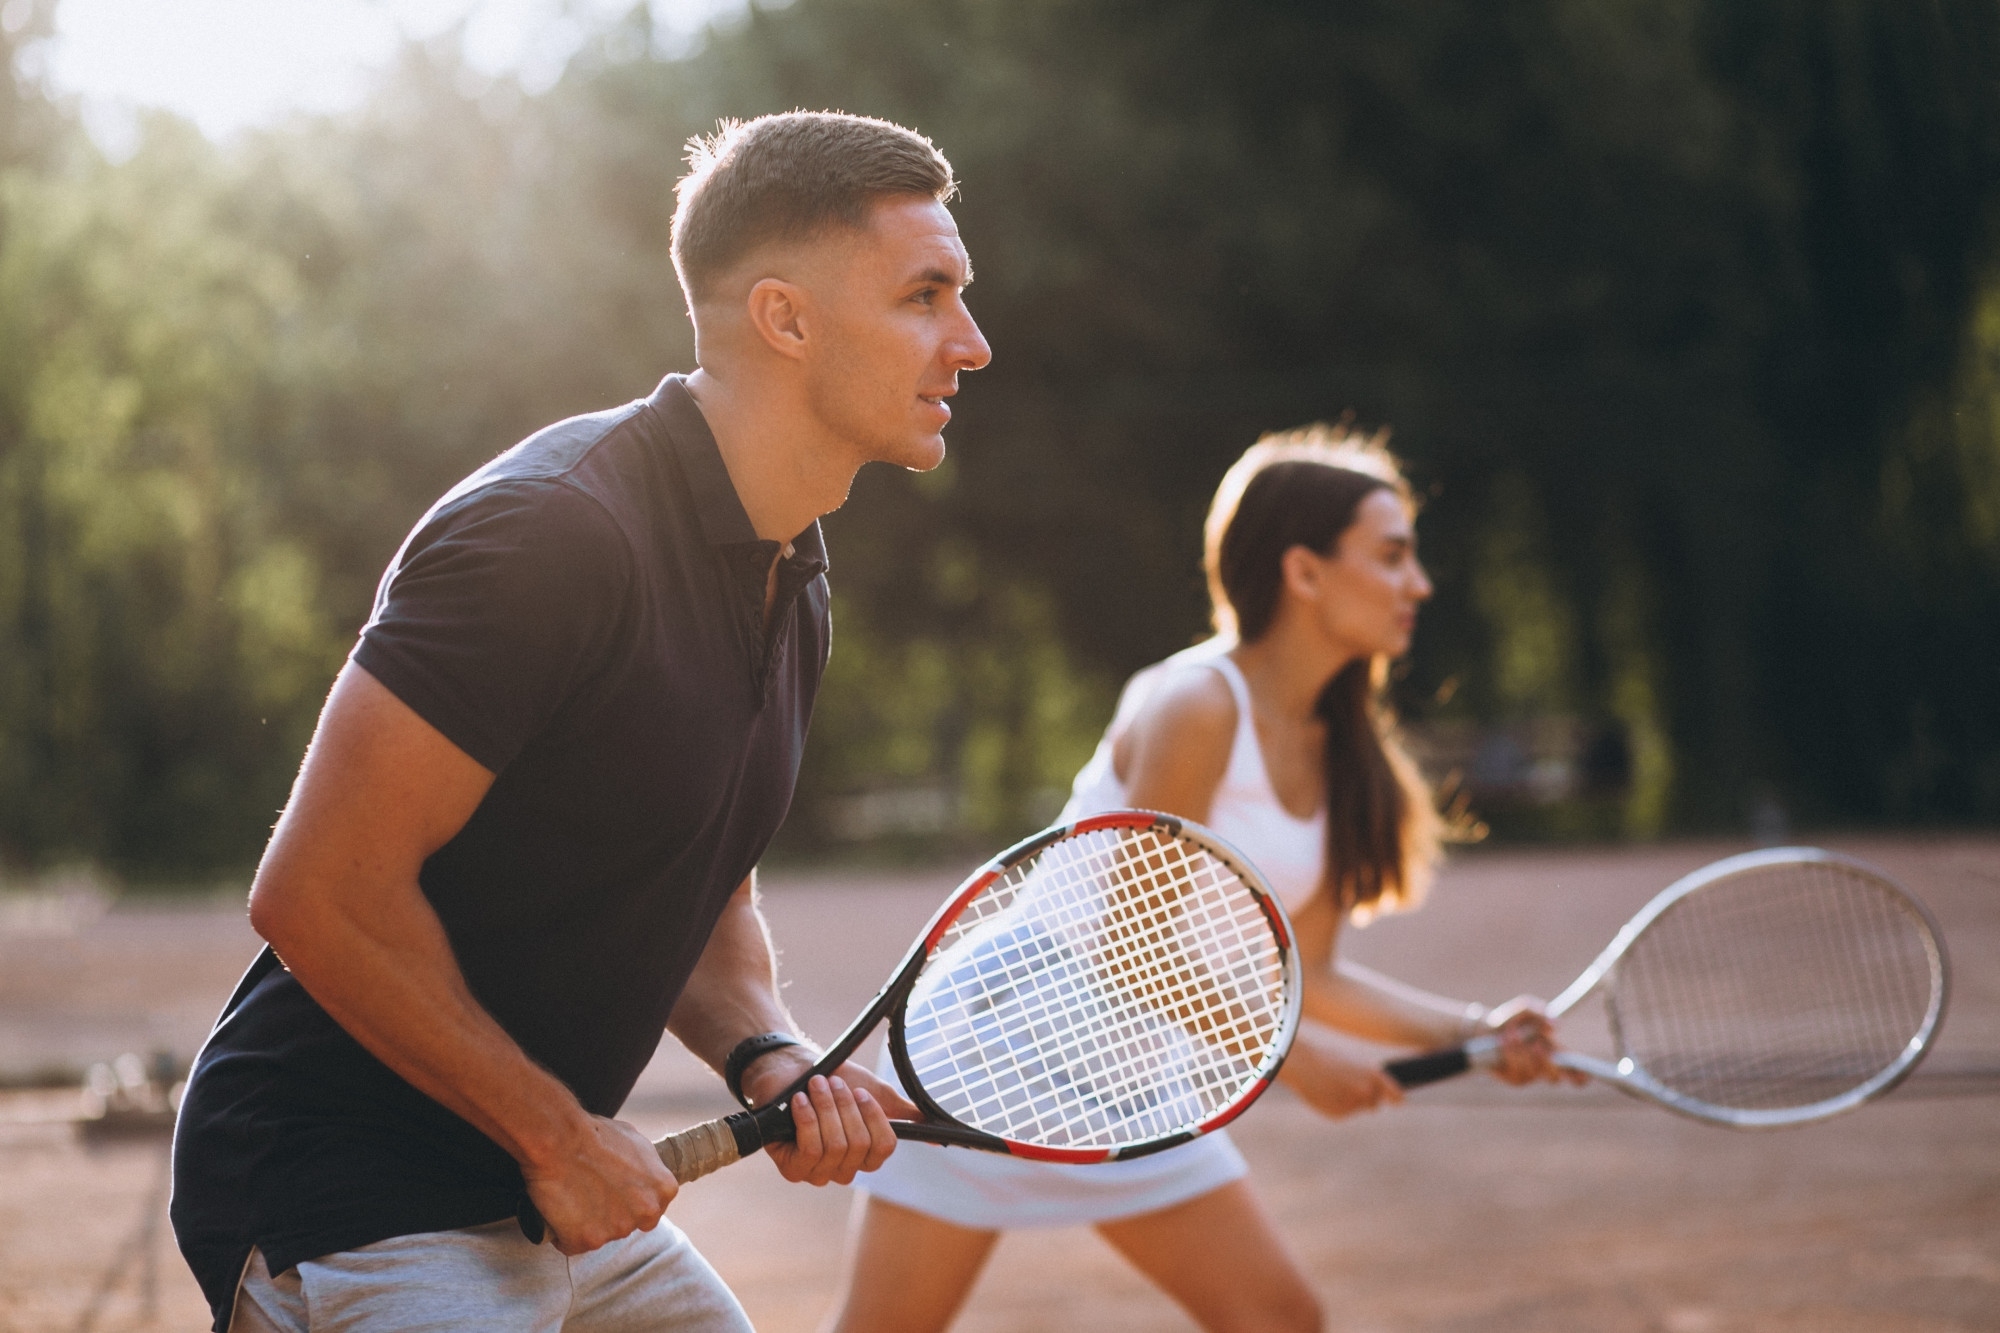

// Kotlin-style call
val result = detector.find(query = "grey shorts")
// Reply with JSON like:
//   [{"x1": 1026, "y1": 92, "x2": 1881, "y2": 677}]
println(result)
[{"x1": 228, "y1": 1218, "x2": 752, "y2": 1332}]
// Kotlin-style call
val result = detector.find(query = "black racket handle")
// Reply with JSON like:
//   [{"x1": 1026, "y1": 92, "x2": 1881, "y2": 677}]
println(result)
[
  {"x1": 1385, "y1": 1046, "x2": 1472, "y2": 1088},
  {"x1": 1385, "y1": 1033, "x2": 1504, "y2": 1090}
]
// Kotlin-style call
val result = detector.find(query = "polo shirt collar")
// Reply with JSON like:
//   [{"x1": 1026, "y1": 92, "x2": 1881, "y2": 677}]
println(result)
[{"x1": 649, "y1": 374, "x2": 829, "y2": 571}]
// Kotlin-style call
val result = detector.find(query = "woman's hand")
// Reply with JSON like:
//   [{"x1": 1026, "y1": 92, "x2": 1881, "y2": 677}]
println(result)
[
  {"x1": 1482, "y1": 996, "x2": 1589, "y2": 1086},
  {"x1": 1279, "y1": 1037, "x2": 1405, "y2": 1118}
]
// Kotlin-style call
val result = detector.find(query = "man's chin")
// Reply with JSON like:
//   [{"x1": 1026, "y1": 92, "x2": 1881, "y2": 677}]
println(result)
[{"x1": 879, "y1": 434, "x2": 947, "y2": 473}]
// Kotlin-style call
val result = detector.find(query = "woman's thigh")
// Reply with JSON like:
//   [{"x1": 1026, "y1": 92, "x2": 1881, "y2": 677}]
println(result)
[
  {"x1": 1094, "y1": 1181, "x2": 1322, "y2": 1333},
  {"x1": 821, "y1": 1194, "x2": 1001, "y2": 1333}
]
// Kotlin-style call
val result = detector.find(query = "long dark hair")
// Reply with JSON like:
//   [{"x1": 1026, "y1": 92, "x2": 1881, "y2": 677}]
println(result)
[{"x1": 1203, "y1": 425, "x2": 1443, "y2": 918}]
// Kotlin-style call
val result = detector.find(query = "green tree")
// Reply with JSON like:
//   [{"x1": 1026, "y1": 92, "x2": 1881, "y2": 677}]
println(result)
[
  {"x1": 4, "y1": 0, "x2": 1998, "y2": 873},
  {"x1": 0, "y1": 119, "x2": 343, "y2": 873}
]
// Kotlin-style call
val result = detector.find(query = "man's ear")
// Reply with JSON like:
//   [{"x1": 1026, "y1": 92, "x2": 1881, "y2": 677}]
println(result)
[{"x1": 744, "y1": 277, "x2": 811, "y2": 360}]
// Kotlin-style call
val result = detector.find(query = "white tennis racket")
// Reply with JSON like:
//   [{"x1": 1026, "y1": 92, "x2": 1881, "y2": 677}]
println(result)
[{"x1": 1385, "y1": 847, "x2": 1949, "y2": 1128}]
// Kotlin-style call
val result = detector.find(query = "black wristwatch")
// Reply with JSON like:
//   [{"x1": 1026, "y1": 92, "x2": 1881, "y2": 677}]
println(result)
[{"x1": 723, "y1": 1032, "x2": 804, "y2": 1108}]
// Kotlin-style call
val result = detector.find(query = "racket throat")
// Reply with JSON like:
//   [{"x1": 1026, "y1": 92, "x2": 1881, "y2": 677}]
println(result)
[{"x1": 732, "y1": 1099, "x2": 796, "y2": 1154}]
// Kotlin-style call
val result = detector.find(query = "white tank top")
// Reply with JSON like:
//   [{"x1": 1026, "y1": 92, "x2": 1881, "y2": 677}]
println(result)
[{"x1": 1060, "y1": 639, "x2": 1326, "y2": 914}]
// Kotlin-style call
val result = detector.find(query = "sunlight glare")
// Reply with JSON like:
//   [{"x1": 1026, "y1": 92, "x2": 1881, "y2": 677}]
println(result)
[{"x1": 47, "y1": 0, "x2": 744, "y2": 142}]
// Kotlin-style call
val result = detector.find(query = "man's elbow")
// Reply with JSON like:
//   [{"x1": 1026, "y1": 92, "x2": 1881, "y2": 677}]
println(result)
[{"x1": 247, "y1": 866, "x2": 310, "y2": 954}]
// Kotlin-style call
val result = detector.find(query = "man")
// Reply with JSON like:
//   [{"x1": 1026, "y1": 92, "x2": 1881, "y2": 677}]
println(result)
[{"x1": 171, "y1": 111, "x2": 992, "y2": 1332}]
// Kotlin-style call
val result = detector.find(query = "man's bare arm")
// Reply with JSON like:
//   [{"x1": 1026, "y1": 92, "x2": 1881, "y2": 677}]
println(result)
[
  {"x1": 663, "y1": 875, "x2": 798, "y2": 1077},
  {"x1": 666, "y1": 876, "x2": 915, "y2": 1185},
  {"x1": 247, "y1": 662, "x2": 676, "y2": 1252}
]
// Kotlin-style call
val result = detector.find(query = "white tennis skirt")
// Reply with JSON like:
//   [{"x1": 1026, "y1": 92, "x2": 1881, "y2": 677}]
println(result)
[{"x1": 860, "y1": 1052, "x2": 1249, "y2": 1230}]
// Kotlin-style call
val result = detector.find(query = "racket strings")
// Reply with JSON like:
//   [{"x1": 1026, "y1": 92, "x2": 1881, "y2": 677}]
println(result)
[
  {"x1": 903, "y1": 826, "x2": 1289, "y2": 1149},
  {"x1": 1609, "y1": 861, "x2": 1939, "y2": 1111}
]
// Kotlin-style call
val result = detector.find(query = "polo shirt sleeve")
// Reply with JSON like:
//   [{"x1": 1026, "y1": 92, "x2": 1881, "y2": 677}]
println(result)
[{"x1": 352, "y1": 479, "x2": 633, "y2": 774}]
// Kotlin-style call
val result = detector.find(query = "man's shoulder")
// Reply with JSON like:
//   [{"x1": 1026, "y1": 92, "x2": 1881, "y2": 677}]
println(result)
[
  {"x1": 415, "y1": 396, "x2": 669, "y2": 555},
  {"x1": 448, "y1": 398, "x2": 652, "y2": 503},
  {"x1": 381, "y1": 468, "x2": 634, "y2": 627},
  {"x1": 417, "y1": 471, "x2": 628, "y2": 568}
]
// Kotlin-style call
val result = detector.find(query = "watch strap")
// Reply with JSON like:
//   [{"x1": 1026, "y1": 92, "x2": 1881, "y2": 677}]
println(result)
[{"x1": 723, "y1": 1032, "x2": 803, "y2": 1108}]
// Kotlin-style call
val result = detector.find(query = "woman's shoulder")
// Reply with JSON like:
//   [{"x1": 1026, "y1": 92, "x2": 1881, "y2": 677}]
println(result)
[{"x1": 1112, "y1": 651, "x2": 1241, "y2": 765}]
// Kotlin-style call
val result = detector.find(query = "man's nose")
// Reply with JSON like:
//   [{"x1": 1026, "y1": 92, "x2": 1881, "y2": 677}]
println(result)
[{"x1": 952, "y1": 310, "x2": 993, "y2": 371}]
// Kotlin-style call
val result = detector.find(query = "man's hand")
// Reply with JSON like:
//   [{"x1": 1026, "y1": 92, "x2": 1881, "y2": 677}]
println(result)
[
  {"x1": 738, "y1": 1047, "x2": 916, "y2": 1185},
  {"x1": 521, "y1": 1115, "x2": 679, "y2": 1255}
]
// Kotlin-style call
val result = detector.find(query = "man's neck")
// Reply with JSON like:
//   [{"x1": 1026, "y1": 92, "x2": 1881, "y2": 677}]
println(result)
[{"x1": 684, "y1": 366, "x2": 851, "y2": 544}]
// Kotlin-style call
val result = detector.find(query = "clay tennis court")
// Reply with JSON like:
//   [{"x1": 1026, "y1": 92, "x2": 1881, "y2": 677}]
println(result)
[{"x1": 3, "y1": 836, "x2": 1995, "y2": 1332}]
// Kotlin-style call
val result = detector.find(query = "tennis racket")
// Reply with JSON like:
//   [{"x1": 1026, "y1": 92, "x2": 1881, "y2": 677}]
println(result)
[
  {"x1": 520, "y1": 810, "x2": 1301, "y2": 1240},
  {"x1": 1383, "y1": 847, "x2": 1948, "y2": 1128}
]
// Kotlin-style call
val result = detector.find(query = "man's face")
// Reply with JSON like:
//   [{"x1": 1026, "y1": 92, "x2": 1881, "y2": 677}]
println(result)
[{"x1": 800, "y1": 196, "x2": 992, "y2": 472}]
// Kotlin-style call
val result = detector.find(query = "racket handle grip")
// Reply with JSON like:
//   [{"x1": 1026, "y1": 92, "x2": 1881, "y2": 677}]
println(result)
[
  {"x1": 1384, "y1": 1034, "x2": 1503, "y2": 1089},
  {"x1": 657, "y1": 1101, "x2": 795, "y2": 1184},
  {"x1": 656, "y1": 1114, "x2": 749, "y2": 1185},
  {"x1": 1385, "y1": 1047, "x2": 1470, "y2": 1088}
]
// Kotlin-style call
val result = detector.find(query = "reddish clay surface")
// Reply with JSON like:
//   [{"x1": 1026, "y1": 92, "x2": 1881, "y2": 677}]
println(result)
[{"x1": 2, "y1": 836, "x2": 1995, "y2": 1331}]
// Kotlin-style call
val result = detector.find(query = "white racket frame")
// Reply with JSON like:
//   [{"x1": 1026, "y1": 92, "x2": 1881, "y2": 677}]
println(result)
[{"x1": 1541, "y1": 846, "x2": 1950, "y2": 1128}]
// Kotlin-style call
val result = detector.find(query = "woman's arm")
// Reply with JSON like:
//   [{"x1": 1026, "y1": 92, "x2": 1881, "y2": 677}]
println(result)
[
  {"x1": 1290, "y1": 892, "x2": 1569, "y2": 1084},
  {"x1": 1289, "y1": 894, "x2": 1476, "y2": 1048},
  {"x1": 1116, "y1": 668, "x2": 1464, "y2": 1049},
  {"x1": 1117, "y1": 666, "x2": 1405, "y2": 1117}
]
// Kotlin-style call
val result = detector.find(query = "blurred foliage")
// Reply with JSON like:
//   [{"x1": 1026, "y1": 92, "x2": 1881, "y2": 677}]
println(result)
[
  {"x1": 0, "y1": 117, "x2": 341, "y2": 868},
  {"x1": 0, "y1": 0, "x2": 1997, "y2": 875}
]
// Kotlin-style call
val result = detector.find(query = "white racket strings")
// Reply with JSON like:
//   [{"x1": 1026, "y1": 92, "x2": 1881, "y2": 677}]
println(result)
[
  {"x1": 902, "y1": 826, "x2": 1290, "y2": 1150},
  {"x1": 1610, "y1": 861, "x2": 1940, "y2": 1111}
]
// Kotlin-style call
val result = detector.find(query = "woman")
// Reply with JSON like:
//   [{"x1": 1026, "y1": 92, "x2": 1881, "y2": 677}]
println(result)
[{"x1": 826, "y1": 426, "x2": 1570, "y2": 1333}]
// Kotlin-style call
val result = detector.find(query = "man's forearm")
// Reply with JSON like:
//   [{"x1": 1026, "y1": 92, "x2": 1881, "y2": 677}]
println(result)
[
  {"x1": 240, "y1": 663, "x2": 681, "y2": 1254},
  {"x1": 666, "y1": 874, "x2": 806, "y2": 1077},
  {"x1": 256, "y1": 855, "x2": 590, "y2": 1167},
  {"x1": 245, "y1": 664, "x2": 594, "y2": 1173},
  {"x1": 662, "y1": 873, "x2": 909, "y2": 1184}
]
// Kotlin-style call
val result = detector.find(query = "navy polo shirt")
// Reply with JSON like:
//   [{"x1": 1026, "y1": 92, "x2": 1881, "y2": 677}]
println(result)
[{"x1": 171, "y1": 375, "x2": 830, "y2": 1330}]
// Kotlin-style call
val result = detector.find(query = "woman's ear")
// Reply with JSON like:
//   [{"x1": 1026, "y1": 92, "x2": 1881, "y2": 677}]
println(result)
[{"x1": 1279, "y1": 544, "x2": 1323, "y2": 606}]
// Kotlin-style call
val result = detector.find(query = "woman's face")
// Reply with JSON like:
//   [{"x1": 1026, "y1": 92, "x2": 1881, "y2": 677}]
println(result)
[{"x1": 1294, "y1": 489, "x2": 1433, "y2": 660}]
